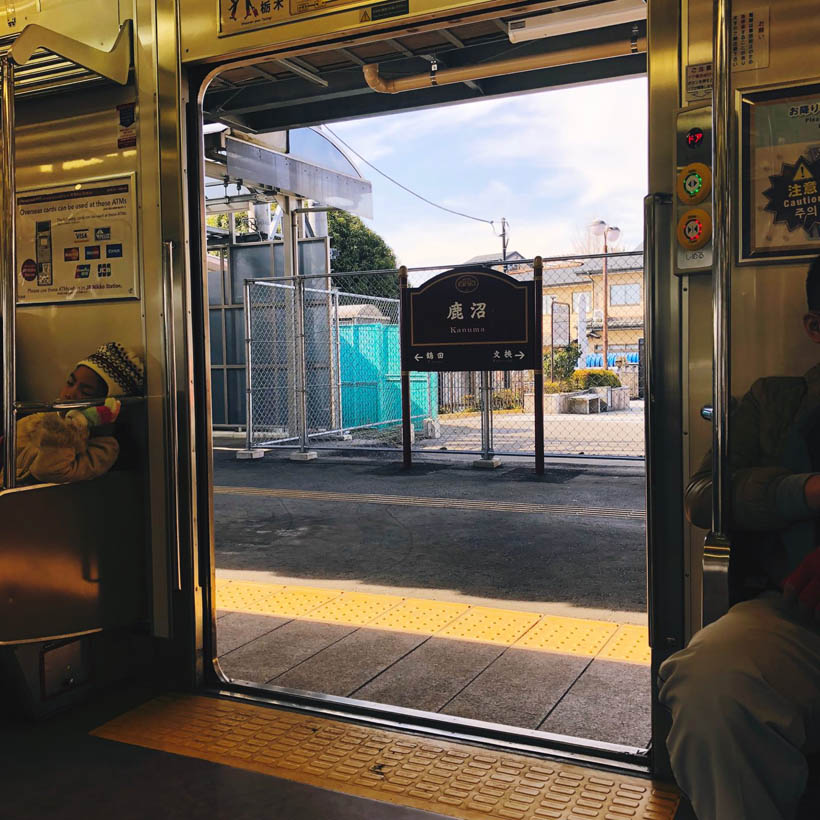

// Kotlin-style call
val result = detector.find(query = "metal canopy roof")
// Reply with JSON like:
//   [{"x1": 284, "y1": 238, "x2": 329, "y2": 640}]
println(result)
[{"x1": 203, "y1": 17, "x2": 646, "y2": 134}]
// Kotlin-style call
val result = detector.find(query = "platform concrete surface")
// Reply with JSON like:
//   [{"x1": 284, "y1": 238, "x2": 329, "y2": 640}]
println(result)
[
  {"x1": 216, "y1": 609, "x2": 651, "y2": 749},
  {"x1": 213, "y1": 451, "x2": 649, "y2": 748},
  {"x1": 213, "y1": 450, "x2": 647, "y2": 623}
]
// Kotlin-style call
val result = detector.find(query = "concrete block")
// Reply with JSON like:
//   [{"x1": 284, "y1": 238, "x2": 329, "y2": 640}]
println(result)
[
  {"x1": 423, "y1": 418, "x2": 441, "y2": 439},
  {"x1": 289, "y1": 450, "x2": 318, "y2": 461},
  {"x1": 236, "y1": 449, "x2": 265, "y2": 460},
  {"x1": 472, "y1": 457, "x2": 502, "y2": 469},
  {"x1": 567, "y1": 395, "x2": 600, "y2": 414}
]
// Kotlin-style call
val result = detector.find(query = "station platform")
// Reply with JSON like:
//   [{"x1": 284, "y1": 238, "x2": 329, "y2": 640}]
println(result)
[{"x1": 216, "y1": 579, "x2": 651, "y2": 748}]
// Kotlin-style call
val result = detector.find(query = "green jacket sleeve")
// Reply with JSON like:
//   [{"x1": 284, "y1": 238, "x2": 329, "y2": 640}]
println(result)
[{"x1": 685, "y1": 379, "x2": 815, "y2": 531}]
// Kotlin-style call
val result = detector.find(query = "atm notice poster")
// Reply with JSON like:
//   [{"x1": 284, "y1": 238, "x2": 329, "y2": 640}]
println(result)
[{"x1": 16, "y1": 174, "x2": 138, "y2": 304}]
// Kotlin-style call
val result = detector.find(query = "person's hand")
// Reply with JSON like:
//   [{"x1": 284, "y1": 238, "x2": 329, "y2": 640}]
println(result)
[
  {"x1": 66, "y1": 397, "x2": 121, "y2": 429},
  {"x1": 783, "y1": 548, "x2": 820, "y2": 617}
]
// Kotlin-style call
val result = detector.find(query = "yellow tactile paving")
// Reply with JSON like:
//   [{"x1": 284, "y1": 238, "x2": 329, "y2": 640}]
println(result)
[
  {"x1": 215, "y1": 579, "x2": 651, "y2": 665},
  {"x1": 94, "y1": 694, "x2": 678, "y2": 820},
  {"x1": 217, "y1": 579, "x2": 341, "y2": 618},
  {"x1": 597, "y1": 626, "x2": 652, "y2": 665},
  {"x1": 513, "y1": 617, "x2": 619, "y2": 657},
  {"x1": 438, "y1": 607, "x2": 541, "y2": 646},
  {"x1": 369, "y1": 598, "x2": 470, "y2": 634},
  {"x1": 305, "y1": 591, "x2": 404, "y2": 626}
]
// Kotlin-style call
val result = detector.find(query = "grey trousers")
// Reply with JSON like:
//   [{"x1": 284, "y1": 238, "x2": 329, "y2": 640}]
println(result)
[{"x1": 658, "y1": 593, "x2": 820, "y2": 820}]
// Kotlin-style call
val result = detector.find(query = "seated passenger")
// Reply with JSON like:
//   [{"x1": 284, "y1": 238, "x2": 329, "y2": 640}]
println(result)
[
  {"x1": 659, "y1": 255, "x2": 820, "y2": 820},
  {"x1": 3, "y1": 342, "x2": 144, "y2": 485}
]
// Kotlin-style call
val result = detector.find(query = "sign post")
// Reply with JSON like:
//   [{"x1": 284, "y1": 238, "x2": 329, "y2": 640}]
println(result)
[{"x1": 400, "y1": 263, "x2": 541, "y2": 473}]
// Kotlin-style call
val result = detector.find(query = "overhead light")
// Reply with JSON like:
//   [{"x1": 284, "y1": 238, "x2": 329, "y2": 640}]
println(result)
[{"x1": 508, "y1": 0, "x2": 646, "y2": 43}]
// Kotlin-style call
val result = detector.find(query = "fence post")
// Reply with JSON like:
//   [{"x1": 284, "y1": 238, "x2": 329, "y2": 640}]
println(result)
[
  {"x1": 244, "y1": 281, "x2": 254, "y2": 450},
  {"x1": 333, "y1": 288, "x2": 344, "y2": 435},
  {"x1": 399, "y1": 266, "x2": 412, "y2": 469},
  {"x1": 237, "y1": 280, "x2": 264, "y2": 459},
  {"x1": 534, "y1": 257, "x2": 545, "y2": 475},
  {"x1": 289, "y1": 203, "x2": 316, "y2": 461}
]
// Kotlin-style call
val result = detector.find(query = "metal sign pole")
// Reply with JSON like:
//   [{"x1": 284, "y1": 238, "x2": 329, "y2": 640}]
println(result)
[
  {"x1": 480, "y1": 371, "x2": 491, "y2": 460},
  {"x1": 534, "y1": 256, "x2": 545, "y2": 475},
  {"x1": 1, "y1": 58, "x2": 16, "y2": 489},
  {"x1": 399, "y1": 266, "x2": 412, "y2": 469}
]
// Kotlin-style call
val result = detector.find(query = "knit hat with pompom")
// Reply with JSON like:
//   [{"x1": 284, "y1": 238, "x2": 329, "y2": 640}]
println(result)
[{"x1": 77, "y1": 342, "x2": 144, "y2": 397}]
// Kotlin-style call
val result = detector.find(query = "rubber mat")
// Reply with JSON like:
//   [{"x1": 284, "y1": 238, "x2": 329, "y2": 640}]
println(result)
[
  {"x1": 217, "y1": 579, "x2": 651, "y2": 665},
  {"x1": 94, "y1": 694, "x2": 678, "y2": 820}
]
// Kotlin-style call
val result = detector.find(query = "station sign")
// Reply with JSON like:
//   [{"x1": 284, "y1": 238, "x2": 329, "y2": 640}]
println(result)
[{"x1": 401, "y1": 266, "x2": 537, "y2": 372}]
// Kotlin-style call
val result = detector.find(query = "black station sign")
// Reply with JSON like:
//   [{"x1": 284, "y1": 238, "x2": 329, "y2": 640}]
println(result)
[{"x1": 401, "y1": 266, "x2": 538, "y2": 372}]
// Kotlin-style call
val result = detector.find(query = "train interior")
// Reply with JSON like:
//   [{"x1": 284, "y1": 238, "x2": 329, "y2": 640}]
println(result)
[{"x1": 2, "y1": 1, "x2": 820, "y2": 818}]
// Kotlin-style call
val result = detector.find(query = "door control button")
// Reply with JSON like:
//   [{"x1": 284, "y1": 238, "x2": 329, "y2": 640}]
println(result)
[
  {"x1": 676, "y1": 162, "x2": 712, "y2": 205},
  {"x1": 676, "y1": 208, "x2": 712, "y2": 250}
]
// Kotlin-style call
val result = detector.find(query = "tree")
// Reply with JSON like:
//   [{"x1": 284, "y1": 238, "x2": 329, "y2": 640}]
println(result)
[{"x1": 328, "y1": 210, "x2": 398, "y2": 298}]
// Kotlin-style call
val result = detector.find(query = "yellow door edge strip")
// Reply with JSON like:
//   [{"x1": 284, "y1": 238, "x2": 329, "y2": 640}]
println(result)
[
  {"x1": 93, "y1": 694, "x2": 678, "y2": 820},
  {"x1": 216, "y1": 579, "x2": 652, "y2": 664}
]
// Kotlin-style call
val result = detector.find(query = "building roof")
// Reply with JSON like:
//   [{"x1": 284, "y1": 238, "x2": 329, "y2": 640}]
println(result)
[
  {"x1": 463, "y1": 250, "x2": 526, "y2": 265},
  {"x1": 588, "y1": 316, "x2": 644, "y2": 330}
]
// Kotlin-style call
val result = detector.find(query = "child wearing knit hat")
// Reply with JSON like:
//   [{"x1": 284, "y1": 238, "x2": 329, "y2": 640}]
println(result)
[{"x1": 5, "y1": 342, "x2": 144, "y2": 485}]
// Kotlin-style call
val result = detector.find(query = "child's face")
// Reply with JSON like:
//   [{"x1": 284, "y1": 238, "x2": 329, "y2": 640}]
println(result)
[{"x1": 59, "y1": 365, "x2": 107, "y2": 402}]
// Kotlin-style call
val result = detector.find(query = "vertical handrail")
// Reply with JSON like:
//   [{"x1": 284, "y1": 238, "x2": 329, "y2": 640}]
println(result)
[
  {"x1": 703, "y1": 0, "x2": 733, "y2": 625},
  {"x1": 162, "y1": 240, "x2": 182, "y2": 592},
  {"x1": 243, "y1": 280, "x2": 254, "y2": 451},
  {"x1": 643, "y1": 192, "x2": 672, "y2": 646},
  {"x1": 1, "y1": 58, "x2": 15, "y2": 490}
]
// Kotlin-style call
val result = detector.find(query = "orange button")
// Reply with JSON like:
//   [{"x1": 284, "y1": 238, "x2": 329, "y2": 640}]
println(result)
[
  {"x1": 676, "y1": 162, "x2": 712, "y2": 205},
  {"x1": 676, "y1": 208, "x2": 712, "y2": 250}
]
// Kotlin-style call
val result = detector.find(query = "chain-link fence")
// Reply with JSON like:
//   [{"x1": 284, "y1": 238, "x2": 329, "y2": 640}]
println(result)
[{"x1": 243, "y1": 253, "x2": 645, "y2": 459}]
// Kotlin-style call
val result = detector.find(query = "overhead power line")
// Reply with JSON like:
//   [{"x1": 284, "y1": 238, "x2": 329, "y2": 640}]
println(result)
[{"x1": 324, "y1": 125, "x2": 495, "y2": 226}]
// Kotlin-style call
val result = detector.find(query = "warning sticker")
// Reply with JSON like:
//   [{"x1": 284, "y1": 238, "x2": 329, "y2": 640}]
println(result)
[{"x1": 763, "y1": 155, "x2": 820, "y2": 235}]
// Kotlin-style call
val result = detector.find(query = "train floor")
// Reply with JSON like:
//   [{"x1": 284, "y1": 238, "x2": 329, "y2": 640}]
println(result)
[
  {"x1": 5, "y1": 684, "x2": 685, "y2": 820},
  {"x1": 213, "y1": 450, "x2": 649, "y2": 748}
]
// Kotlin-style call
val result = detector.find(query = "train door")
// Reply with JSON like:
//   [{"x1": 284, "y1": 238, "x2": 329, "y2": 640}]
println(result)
[{"x1": 175, "y1": 0, "x2": 667, "y2": 777}]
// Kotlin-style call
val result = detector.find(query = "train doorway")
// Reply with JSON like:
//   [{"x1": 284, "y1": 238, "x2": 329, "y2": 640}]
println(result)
[{"x1": 194, "y1": 13, "x2": 651, "y2": 763}]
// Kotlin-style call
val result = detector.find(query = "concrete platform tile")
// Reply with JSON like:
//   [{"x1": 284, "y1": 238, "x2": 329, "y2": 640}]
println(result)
[
  {"x1": 351, "y1": 637, "x2": 504, "y2": 712},
  {"x1": 219, "y1": 619, "x2": 356, "y2": 684},
  {"x1": 440, "y1": 647, "x2": 589, "y2": 728},
  {"x1": 538, "y1": 658, "x2": 651, "y2": 748},
  {"x1": 272, "y1": 627, "x2": 427, "y2": 697},
  {"x1": 217, "y1": 612, "x2": 291, "y2": 655}
]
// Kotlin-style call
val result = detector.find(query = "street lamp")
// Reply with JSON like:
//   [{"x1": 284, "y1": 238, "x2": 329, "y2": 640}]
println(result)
[{"x1": 589, "y1": 220, "x2": 621, "y2": 369}]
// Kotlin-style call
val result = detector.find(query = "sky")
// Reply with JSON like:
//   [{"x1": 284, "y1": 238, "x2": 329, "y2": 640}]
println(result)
[{"x1": 325, "y1": 75, "x2": 648, "y2": 271}]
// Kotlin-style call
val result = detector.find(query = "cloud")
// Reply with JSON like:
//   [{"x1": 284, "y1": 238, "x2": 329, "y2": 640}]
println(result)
[{"x1": 325, "y1": 76, "x2": 648, "y2": 261}]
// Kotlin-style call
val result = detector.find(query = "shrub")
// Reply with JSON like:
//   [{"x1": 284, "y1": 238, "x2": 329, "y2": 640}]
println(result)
[
  {"x1": 544, "y1": 341, "x2": 581, "y2": 381},
  {"x1": 492, "y1": 389, "x2": 523, "y2": 410},
  {"x1": 570, "y1": 369, "x2": 621, "y2": 389},
  {"x1": 461, "y1": 394, "x2": 478, "y2": 412}
]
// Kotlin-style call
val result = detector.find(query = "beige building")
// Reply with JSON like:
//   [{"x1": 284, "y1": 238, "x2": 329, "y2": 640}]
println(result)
[{"x1": 465, "y1": 250, "x2": 645, "y2": 358}]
